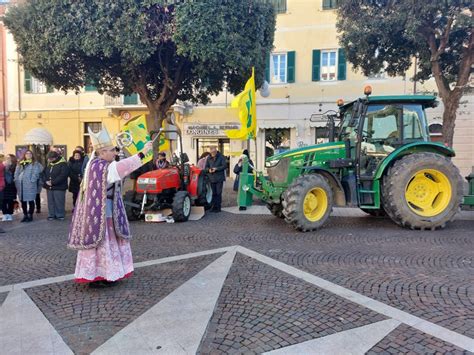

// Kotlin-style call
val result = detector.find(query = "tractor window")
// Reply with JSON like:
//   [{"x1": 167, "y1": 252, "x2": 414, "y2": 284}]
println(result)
[
  {"x1": 359, "y1": 105, "x2": 401, "y2": 177},
  {"x1": 363, "y1": 105, "x2": 400, "y2": 142},
  {"x1": 403, "y1": 104, "x2": 428, "y2": 141}
]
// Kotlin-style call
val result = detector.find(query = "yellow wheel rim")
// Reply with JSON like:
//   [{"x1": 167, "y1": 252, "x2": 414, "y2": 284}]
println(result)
[
  {"x1": 404, "y1": 169, "x2": 452, "y2": 217},
  {"x1": 303, "y1": 187, "x2": 328, "y2": 222}
]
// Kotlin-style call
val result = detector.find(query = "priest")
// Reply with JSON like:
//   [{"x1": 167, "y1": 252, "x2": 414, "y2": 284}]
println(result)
[{"x1": 68, "y1": 126, "x2": 152, "y2": 287}]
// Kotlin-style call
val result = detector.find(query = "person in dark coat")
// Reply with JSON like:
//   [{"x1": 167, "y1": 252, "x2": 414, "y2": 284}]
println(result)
[
  {"x1": 233, "y1": 149, "x2": 254, "y2": 192},
  {"x1": 15, "y1": 150, "x2": 43, "y2": 222},
  {"x1": 155, "y1": 152, "x2": 170, "y2": 169},
  {"x1": 43, "y1": 151, "x2": 69, "y2": 220},
  {"x1": 205, "y1": 146, "x2": 227, "y2": 212},
  {"x1": 68, "y1": 150, "x2": 84, "y2": 209},
  {"x1": 2, "y1": 154, "x2": 18, "y2": 222}
]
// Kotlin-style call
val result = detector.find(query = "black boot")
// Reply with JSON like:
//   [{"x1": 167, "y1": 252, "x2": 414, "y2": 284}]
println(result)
[
  {"x1": 28, "y1": 214, "x2": 33, "y2": 222},
  {"x1": 21, "y1": 215, "x2": 29, "y2": 222}
]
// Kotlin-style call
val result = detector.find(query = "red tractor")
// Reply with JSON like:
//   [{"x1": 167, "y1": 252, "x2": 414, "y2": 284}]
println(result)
[{"x1": 123, "y1": 129, "x2": 212, "y2": 222}]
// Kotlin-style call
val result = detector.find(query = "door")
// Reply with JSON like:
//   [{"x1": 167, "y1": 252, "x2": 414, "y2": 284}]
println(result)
[{"x1": 196, "y1": 138, "x2": 231, "y2": 176}]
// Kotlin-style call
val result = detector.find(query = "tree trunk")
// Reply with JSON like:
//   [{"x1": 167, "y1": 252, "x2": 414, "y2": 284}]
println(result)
[{"x1": 441, "y1": 93, "x2": 461, "y2": 147}]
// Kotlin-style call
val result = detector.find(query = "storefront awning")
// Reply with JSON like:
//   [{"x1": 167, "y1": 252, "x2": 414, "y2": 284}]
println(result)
[
  {"x1": 308, "y1": 120, "x2": 328, "y2": 128},
  {"x1": 24, "y1": 128, "x2": 53, "y2": 145},
  {"x1": 258, "y1": 121, "x2": 296, "y2": 129}
]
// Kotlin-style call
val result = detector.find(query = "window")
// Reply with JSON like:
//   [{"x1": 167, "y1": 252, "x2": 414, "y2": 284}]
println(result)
[
  {"x1": 85, "y1": 84, "x2": 97, "y2": 92},
  {"x1": 403, "y1": 104, "x2": 428, "y2": 141},
  {"x1": 124, "y1": 93, "x2": 139, "y2": 105},
  {"x1": 84, "y1": 122, "x2": 102, "y2": 151},
  {"x1": 322, "y1": 0, "x2": 338, "y2": 10},
  {"x1": 315, "y1": 127, "x2": 329, "y2": 144},
  {"x1": 24, "y1": 70, "x2": 53, "y2": 94},
  {"x1": 267, "y1": 0, "x2": 286, "y2": 14},
  {"x1": 271, "y1": 53, "x2": 287, "y2": 84},
  {"x1": 265, "y1": 128, "x2": 291, "y2": 159},
  {"x1": 321, "y1": 50, "x2": 337, "y2": 81}
]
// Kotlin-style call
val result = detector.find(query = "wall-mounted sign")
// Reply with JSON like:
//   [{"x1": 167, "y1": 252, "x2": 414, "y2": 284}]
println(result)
[
  {"x1": 120, "y1": 111, "x2": 131, "y2": 121},
  {"x1": 184, "y1": 123, "x2": 240, "y2": 137}
]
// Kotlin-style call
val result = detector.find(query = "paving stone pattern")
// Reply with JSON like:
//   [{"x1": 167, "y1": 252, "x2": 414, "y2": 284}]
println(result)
[
  {"x1": 0, "y1": 291, "x2": 8, "y2": 306},
  {"x1": 367, "y1": 324, "x2": 472, "y2": 354},
  {"x1": 25, "y1": 253, "x2": 222, "y2": 355},
  {"x1": 2, "y1": 211, "x2": 473, "y2": 346},
  {"x1": 198, "y1": 253, "x2": 386, "y2": 354}
]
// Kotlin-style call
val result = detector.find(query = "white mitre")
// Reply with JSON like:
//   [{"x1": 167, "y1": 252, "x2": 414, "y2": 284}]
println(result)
[{"x1": 88, "y1": 126, "x2": 114, "y2": 150}]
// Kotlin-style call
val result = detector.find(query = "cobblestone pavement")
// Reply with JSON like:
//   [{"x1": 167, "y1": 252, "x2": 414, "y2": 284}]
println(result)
[
  {"x1": 0, "y1": 204, "x2": 473, "y2": 354},
  {"x1": 198, "y1": 254, "x2": 386, "y2": 354},
  {"x1": 366, "y1": 324, "x2": 468, "y2": 354},
  {"x1": 25, "y1": 254, "x2": 222, "y2": 355}
]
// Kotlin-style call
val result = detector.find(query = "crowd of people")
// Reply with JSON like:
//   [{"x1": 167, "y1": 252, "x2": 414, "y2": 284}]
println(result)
[
  {"x1": 0, "y1": 145, "x2": 92, "y2": 232},
  {"x1": 0, "y1": 142, "x2": 252, "y2": 233}
]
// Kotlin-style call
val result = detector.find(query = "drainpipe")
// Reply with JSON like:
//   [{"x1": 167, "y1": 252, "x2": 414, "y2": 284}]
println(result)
[{"x1": 0, "y1": 26, "x2": 6, "y2": 142}]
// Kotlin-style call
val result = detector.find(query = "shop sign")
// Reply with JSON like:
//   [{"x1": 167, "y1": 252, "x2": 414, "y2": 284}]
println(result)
[{"x1": 184, "y1": 124, "x2": 240, "y2": 137}]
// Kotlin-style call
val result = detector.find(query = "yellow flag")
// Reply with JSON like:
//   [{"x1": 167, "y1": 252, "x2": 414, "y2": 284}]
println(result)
[
  {"x1": 225, "y1": 68, "x2": 257, "y2": 140},
  {"x1": 122, "y1": 115, "x2": 153, "y2": 163}
]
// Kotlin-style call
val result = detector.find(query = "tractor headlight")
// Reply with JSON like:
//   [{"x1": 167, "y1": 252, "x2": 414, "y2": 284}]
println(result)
[
  {"x1": 265, "y1": 159, "x2": 280, "y2": 168},
  {"x1": 242, "y1": 184, "x2": 250, "y2": 192},
  {"x1": 137, "y1": 178, "x2": 157, "y2": 184}
]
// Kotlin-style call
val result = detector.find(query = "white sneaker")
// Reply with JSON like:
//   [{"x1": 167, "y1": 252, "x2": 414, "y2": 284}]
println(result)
[
  {"x1": 1, "y1": 215, "x2": 7, "y2": 222},
  {"x1": 7, "y1": 215, "x2": 13, "y2": 221}
]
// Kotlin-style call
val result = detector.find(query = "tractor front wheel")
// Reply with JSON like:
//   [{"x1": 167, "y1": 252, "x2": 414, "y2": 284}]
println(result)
[
  {"x1": 267, "y1": 203, "x2": 284, "y2": 218},
  {"x1": 282, "y1": 174, "x2": 333, "y2": 232},
  {"x1": 172, "y1": 191, "x2": 192, "y2": 222},
  {"x1": 124, "y1": 190, "x2": 141, "y2": 221},
  {"x1": 382, "y1": 153, "x2": 463, "y2": 230}
]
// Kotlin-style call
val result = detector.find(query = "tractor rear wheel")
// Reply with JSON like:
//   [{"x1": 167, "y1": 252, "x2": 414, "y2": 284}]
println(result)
[
  {"x1": 382, "y1": 153, "x2": 463, "y2": 230},
  {"x1": 124, "y1": 190, "x2": 141, "y2": 221},
  {"x1": 172, "y1": 191, "x2": 192, "y2": 222},
  {"x1": 196, "y1": 175, "x2": 212, "y2": 210},
  {"x1": 282, "y1": 174, "x2": 333, "y2": 232}
]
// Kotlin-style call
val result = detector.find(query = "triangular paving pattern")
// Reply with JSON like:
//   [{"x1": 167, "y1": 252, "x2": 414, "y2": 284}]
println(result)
[
  {"x1": 25, "y1": 253, "x2": 223, "y2": 355},
  {"x1": 0, "y1": 291, "x2": 8, "y2": 307},
  {"x1": 367, "y1": 323, "x2": 470, "y2": 354},
  {"x1": 198, "y1": 253, "x2": 387, "y2": 354}
]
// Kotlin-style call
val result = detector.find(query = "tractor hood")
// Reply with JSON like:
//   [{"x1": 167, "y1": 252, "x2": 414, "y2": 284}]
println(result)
[{"x1": 266, "y1": 141, "x2": 345, "y2": 167}]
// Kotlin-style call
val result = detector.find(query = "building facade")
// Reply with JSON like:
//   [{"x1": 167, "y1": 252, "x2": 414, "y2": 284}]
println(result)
[{"x1": 2, "y1": 0, "x2": 473, "y2": 176}]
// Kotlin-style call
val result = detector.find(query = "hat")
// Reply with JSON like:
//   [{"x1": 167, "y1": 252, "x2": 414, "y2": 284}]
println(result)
[
  {"x1": 47, "y1": 151, "x2": 60, "y2": 160},
  {"x1": 88, "y1": 125, "x2": 114, "y2": 150}
]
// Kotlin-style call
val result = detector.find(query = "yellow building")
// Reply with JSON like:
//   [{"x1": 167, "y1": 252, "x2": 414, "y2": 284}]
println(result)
[{"x1": 3, "y1": 0, "x2": 473, "y2": 176}]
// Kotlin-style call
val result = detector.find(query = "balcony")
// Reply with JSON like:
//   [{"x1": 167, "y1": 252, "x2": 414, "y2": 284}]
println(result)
[{"x1": 104, "y1": 93, "x2": 145, "y2": 108}]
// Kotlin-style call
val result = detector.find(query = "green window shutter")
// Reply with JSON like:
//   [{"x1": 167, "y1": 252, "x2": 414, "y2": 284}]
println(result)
[
  {"x1": 312, "y1": 49, "x2": 321, "y2": 81},
  {"x1": 265, "y1": 53, "x2": 270, "y2": 82},
  {"x1": 286, "y1": 51, "x2": 295, "y2": 83},
  {"x1": 337, "y1": 48, "x2": 347, "y2": 81},
  {"x1": 24, "y1": 70, "x2": 32, "y2": 93},
  {"x1": 123, "y1": 93, "x2": 138, "y2": 105},
  {"x1": 322, "y1": 0, "x2": 331, "y2": 10}
]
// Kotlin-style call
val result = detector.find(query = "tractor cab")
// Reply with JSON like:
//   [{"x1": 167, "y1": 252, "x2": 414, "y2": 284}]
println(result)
[{"x1": 336, "y1": 90, "x2": 442, "y2": 209}]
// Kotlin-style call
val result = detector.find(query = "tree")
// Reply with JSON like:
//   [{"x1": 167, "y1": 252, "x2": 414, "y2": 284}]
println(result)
[
  {"x1": 4, "y1": 0, "x2": 275, "y2": 129},
  {"x1": 336, "y1": 0, "x2": 473, "y2": 146}
]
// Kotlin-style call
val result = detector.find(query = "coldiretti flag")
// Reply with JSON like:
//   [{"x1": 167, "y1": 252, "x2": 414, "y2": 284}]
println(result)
[
  {"x1": 122, "y1": 115, "x2": 171, "y2": 164},
  {"x1": 122, "y1": 115, "x2": 153, "y2": 163},
  {"x1": 225, "y1": 68, "x2": 257, "y2": 140}
]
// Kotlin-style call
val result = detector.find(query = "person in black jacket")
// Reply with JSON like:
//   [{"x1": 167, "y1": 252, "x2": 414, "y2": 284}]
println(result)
[
  {"x1": 68, "y1": 150, "x2": 84, "y2": 210},
  {"x1": 43, "y1": 151, "x2": 70, "y2": 220},
  {"x1": 205, "y1": 146, "x2": 227, "y2": 212},
  {"x1": 233, "y1": 149, "x2": 254, "y2": 192}
]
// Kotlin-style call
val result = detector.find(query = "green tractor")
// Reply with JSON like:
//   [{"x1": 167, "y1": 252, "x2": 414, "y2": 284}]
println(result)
[{"x1": 238, "y1": 91, "x2": 468, "y2": 232}]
